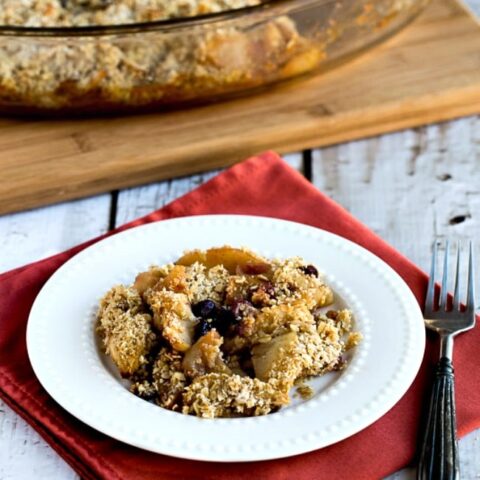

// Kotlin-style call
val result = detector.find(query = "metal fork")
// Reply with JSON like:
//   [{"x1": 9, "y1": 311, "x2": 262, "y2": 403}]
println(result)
[{"x1": 417, "y1": 241, "x2": 476, "y2": 480}]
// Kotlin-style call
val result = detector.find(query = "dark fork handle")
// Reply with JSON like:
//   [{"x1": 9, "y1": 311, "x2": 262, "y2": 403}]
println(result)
[{"x1": 417, "y1": 357, "x2": 459, "y2": 480}]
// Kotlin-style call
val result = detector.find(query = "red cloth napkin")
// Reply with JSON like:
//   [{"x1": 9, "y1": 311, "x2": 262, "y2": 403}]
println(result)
[{"x1": 0, "y1": 151, "x2": 479, "y2": 480}]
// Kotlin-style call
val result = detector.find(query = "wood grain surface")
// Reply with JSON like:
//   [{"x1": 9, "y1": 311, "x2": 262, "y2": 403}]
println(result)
[{"x1": 1, "y1": 0, "x2": 480, "y2": 215}]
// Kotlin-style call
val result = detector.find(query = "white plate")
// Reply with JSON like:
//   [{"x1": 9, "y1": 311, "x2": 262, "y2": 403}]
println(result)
[{"x1": 27, "y1": 215, "x2": 425, "y2": 462}]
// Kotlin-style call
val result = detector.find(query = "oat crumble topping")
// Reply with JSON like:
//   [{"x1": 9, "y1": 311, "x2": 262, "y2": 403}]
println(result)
[
  {"x1": 0, "y1": 0, "x2": 424, "y2": 112},
  {"x1": 0, "y1": 1, "x2": 263, "y2": 27},
  {"x1": 96, "y1": 246, "x2": 361, "y2": 418},
  {"x1": 0, "y1": 0, "x2": 317, "y2": 112}
]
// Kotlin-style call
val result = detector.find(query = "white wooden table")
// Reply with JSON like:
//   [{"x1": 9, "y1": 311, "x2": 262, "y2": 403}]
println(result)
[{"x1": 1, "y1": 4, "x2": 480, "y2": 476}]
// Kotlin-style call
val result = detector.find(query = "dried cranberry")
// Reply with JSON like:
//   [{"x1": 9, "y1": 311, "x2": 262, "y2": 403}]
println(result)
[
  {"x1": 333, "y1": 357, "x2": 347, "y2": 371},
  {"x1": 300, "y1": 265, "x2": 319, "y2": 277},
  {"x1": 326, "y1": 310, "x2": 338, "y2": 320},
  {"x1": 231, "y1": 299, "x2": 255, "y2": 321},
  {"x1": 264, "y1": 282, "x2": 275, "y2": 297},
  {"x1": 250, "y1": 281, "x2": 275, "y2": 306},
  {"x1": 195, "y1": 318, "x2": 214, "y2": 339},
  {"x1": 192, "y1": 299, "x2": 217, "y2": 319}
]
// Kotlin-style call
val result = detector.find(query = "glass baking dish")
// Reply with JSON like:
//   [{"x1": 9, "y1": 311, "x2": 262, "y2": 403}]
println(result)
[{"x1": 0, "y1": 0, "x2": 430, "y2": 115}]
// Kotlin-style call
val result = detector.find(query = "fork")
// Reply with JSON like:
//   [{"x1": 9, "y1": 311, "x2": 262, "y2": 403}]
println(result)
[{"x1": 417, "y1": 241, "x2": 476, "y2": 480}]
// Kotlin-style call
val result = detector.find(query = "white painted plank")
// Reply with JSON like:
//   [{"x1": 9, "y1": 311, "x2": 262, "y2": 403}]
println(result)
[
  {"x1": 311, "y1": 116, "x2": 480, "y2": 480},
  {"x1": 311, "y1": 116, "x2": 480, "y2": 283},
  {"x1": 463, "y1": 0, "x2": 480, "y2": 16},
  {"x1": 0, "y1": 194, "x2": 111, "y2": 480},
  {"x1": 115, "y1": 153, "x2": 304, "y2": 226},
  {"x1": 0, "y1": 194, "x2": 111, "y2": 273},
  {"x1": 115, "y1": 170, "x2": 220, "y2": 225},
  {"x1": 283, "y1": 152, "x2": 304, "y2": 173},
  {"x1": 0, "y1": 405, "x2": 78, "y2": 480}
]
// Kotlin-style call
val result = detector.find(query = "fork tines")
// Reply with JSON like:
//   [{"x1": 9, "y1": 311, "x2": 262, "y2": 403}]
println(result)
[{"x1": 425, "y1": 241, "x2": 475, "y2": 317}]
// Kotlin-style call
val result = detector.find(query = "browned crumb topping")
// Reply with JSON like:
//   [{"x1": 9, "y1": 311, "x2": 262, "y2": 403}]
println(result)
[
  {"x1": 182, "y1": 373, "x2": 288, "y2": 418},
  {"x1": 148, "y1": 290, "x2": 197, "y2": 352},
  {"x1": 0, "y1": 1, "x2": 421, "y2": 115},
  {"x1": 97, "y1": 285, "x2": 156, "y2": 376},
  {"x1": 346, "y1": 332, "x2": 363, "y2": 351},
  {"x1": 0, "y1": 0, "x2": 264, "y2": 27},
  {"x1": 152, "y1": 348, "x2": 187, "y2": 410},
  {"x1": 182, "y1": 330, "x2": 231, "y2": 378},
  {"x1": 96, "y1": 246, "x2": 361, "y2": 418}
]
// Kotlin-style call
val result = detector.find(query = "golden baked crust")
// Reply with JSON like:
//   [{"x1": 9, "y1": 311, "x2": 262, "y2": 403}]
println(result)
[
  {"x1": 152, "y1": 347, "x2": 187, "y2": 410},
  {"x1": 0, "y1": 1, "x2": 422, "y2": 113},
  {"x1": 0, "y1": 2, "x2": 322, "y2": 112},
  {"x1": 96, "y1": 246, "x2": 362, "y2": 418},
  {"x1": 0, "y1": 1, "x2": 263, "y2": 27},
  {"x1": 148, "y1": 290, "x2": 197, "y2": 352},
  {"x1": 97, "y1": 285, "x2": 156, "y2": 376},
  {"x1": 182, "y1": 373, "x2": 288, "y2": 418},
  {"x1": 182, "y1": 330, "x2": 231, "y2": 378}
]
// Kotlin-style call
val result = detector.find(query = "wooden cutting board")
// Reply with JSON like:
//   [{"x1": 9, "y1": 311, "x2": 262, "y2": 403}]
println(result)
[{"x1": 1, "y1": 0, "x2": 480, "y2": 215}]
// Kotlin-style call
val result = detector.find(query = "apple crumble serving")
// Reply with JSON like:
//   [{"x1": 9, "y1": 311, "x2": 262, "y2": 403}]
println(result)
[{"x1": 97, "y1": 246, "x2": 361, "y2": 418}]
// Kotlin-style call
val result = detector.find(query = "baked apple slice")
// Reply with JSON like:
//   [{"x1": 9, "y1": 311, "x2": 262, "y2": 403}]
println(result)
[
  {"x1": 148, "y1": 291, "x2": 196, "y2": 352},
  {"x1": 97, "y1": 285, "x2": 156, "y2": 376},
  {"x1": 176, "y1": 247, "x2": 271, "y2": 275},
  {"x1": 252, "y1": 331, "x2": 301, "y2": 385},
  {"x1": 182, "y1": 330, "x2": 231, "y2": 378},
  {"x1": 133, "y1": 267, "x2": 164, "y2": 296}
]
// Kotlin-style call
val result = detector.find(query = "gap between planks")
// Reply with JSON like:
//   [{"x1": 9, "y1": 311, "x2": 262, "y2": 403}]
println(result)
[{"x1": 112, "y1": 153, "x2": 304, "y2": 227}]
